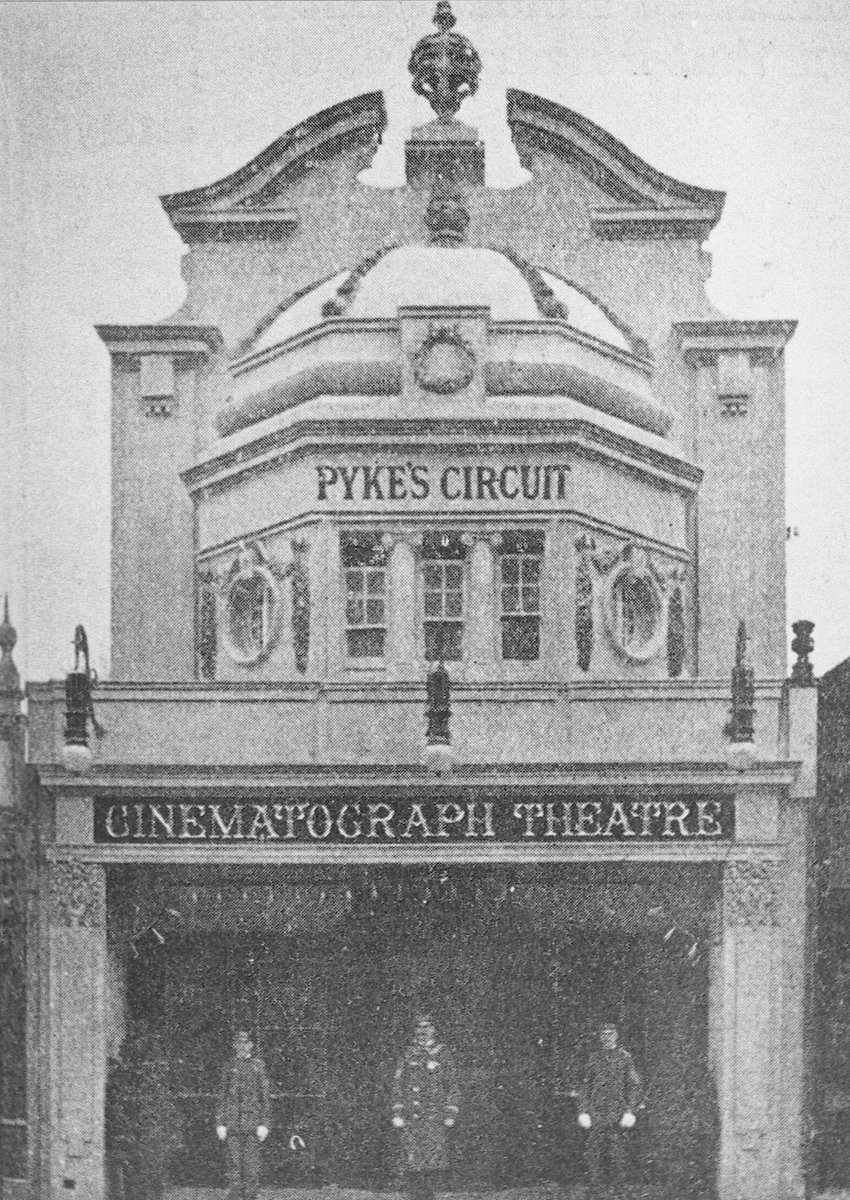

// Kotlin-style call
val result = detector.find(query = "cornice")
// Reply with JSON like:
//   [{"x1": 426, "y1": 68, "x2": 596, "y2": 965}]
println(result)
[
  {"x1": 507, "y1": 89, "x2": 726, "y2": 226},
  {"x1": 591, "y1": 206, "x2": 720, "y2": 241},
  {"x1": 28, "y1": 677, "x2": 784, "y2": 705},
  {"x1": 675, "y1": 319, "x2": 797, "y2": 362},
  {"x1": 96, "y1": 324, "x2": 223, "y2": 357},
  {"x1": 37, "y1": 758, "x2": 799, "y2": 797},
  {"x1": 164, "y1": 209, "x2": 299, "y2": 241},
  {"x1": 180, "y1": 415, "x2": 702, "y2": 496}
]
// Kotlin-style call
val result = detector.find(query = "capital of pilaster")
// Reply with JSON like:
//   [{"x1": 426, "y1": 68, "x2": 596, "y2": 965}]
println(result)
[
  {"x1": 724, "y1": 859, "x2": 780, "y2": 929},
  {"x1": 49, "y1": 860, "x2": 105, "y2": 929}
]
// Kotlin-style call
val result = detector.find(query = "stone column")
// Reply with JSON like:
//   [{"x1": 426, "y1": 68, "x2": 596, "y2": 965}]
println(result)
[
  {"x1": 717, "y1": 858, "x2": 783, "y2": 1200},
  {"x1": 388, "y1": 538, "x2": 417, "y2": 676},
  {"x1": 47, "y1": 860, "x2": 107, "y2": 1200},
  {"x1": 468, "y1": 538, "x2": 496, "y2": 671}
]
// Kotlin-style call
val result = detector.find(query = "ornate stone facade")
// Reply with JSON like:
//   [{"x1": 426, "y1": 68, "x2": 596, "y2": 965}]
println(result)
[
  {"x1": 724, "y1": 859, "x2": 781, "y2": 929},
  {"x1": 49, "y1": 860, "x2": 105, "y2": 929}
]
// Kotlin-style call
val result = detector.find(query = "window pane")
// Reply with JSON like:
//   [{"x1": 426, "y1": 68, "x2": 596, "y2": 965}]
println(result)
[
  {"x1": 521, "y1": 557, "x2": 541, "y2": 583},
  {"x1": 424, "y1": 591, "x2": 442, "y2": 617},
  {"x1": 502, "y1": 586, "x2": 520, "y2": 613},
  {"x1": 445, "y1": 563, "x2": 463, "y2": 588},
  {"x1": 345, "y1": 570, "x2": 363, "y2": 594},
  {"x1": 347, "y1": 628, "x2": 385, "y2": 657},
  {"x1": 423, "y1": 532, "x2": 466, "y2": 560},
  {"x1": 522, "y1": 586, "x2": 540, "y2": 613},
  {"x1": 445, "y1": 591, "x2": 463, "y2": 618},
  {"x1": 500, "y1": 529, "x2": 544, "y2": 557},
  {"x1": 341, "y1": 532, "x2": 388, "y2": 568},
  {"x1": 502, "y1": 615, "x2": 540, "y2": 661},
  {"x1": 426, "y1": 621, "x2": 462, "y2": 661},
  {"x1": 366, "y1": 570, "x2": 385, "y2": 594},
  {"x1": 423, "y1": 563, "x2": 442, "y2": 588},
  {"x1": 366, "y1": 599, "x2": 385, "y2": 625},
  {"x1": 502, "y1": 557, "x2": 519, "y2": 584},
  {"x1": 346, "y1": 598, "x2": 364, "y2": 625}
]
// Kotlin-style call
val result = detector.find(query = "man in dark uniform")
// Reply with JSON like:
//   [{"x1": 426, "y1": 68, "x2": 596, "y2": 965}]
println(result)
[
  {"x1": 391, "y1": 1014, "x2": 459, "y2": 1200},
  {"x1": 215, "y1": 1030, "x2": 272, "y2": 1200},
  {"x1": 577, "y1": 1023, "x2": 643, "y2": 1196}
]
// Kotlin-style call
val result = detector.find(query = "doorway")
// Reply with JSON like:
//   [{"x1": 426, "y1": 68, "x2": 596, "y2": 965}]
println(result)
[{"x1": 114, "y1": 864, "x2": 717, "y2": 1194}]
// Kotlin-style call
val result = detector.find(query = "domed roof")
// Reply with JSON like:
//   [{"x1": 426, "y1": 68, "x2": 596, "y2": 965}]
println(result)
[
  {"x1": 249, "y1": 245, "x2": 634, "y2": 357},
  {"x1": 349, "y1": 245, "x2": 541, "y2": 320}
]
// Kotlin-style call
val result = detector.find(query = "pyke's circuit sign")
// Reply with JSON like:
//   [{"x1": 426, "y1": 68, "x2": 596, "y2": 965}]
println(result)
[
  {"x1": 315, "y1": 462, "x2": 571, "y2": 504},
  {"x1": 95, "y1": 795, "x2": 733, "y2": 844}
]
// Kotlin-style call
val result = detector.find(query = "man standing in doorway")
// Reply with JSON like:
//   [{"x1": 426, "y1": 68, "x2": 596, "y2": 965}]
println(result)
[
  {"x1": 216, "y1": 1030, "x2": 272, "y2": 1200},
  {"x1": 576, "y1": 1022, "x2": 643, "y2": 1196},
  {"x1": 391, "y1": 1014, "x2": 459, "y2": 1200}
]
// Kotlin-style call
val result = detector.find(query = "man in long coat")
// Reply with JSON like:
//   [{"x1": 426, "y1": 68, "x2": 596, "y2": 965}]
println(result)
[
  {"x1": 391, "y1": 1015, "x2": 459, "y2": 1200},
  {"x1": 576, "y1": 1023, "x2": 643, "y2": 1195},
  {"x1": 216, "y1": 1030, "x2": 272, "y2": 1200}
]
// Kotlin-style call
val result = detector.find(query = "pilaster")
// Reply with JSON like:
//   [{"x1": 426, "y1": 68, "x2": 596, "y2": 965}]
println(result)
[
  {"x1": 718, "y1": 858, "x2": 783, "y2": 1200},
  {"x1": 388, "y1": 537, "x2": 417, "y2": 676},
  {"x1": 468, "y1": 538, "x2": 496, "y2": 672},
  {"x1": 46, "y1": 860, "x2": 107, "y2": 1200}
]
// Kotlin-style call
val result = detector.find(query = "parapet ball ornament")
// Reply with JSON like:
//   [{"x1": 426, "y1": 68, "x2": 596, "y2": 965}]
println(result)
[
  {"x1": 413, "y1": 327, "x2": 476, "y2": 395},
  {"x1": 423, "y1": 739, "x2": 454, "y2": 775},
  {"x1": 61, "y1": 740, "x2": 94, "y2": 775}
]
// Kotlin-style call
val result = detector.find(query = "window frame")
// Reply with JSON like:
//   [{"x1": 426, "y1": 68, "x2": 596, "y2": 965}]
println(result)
[
  {"x1": 341, "y1": 532, "x2": 389, "y2": 662},
  {"x1": 498, "y1": 530, "x2": 544, "y2": 662},
  {"x1": 421, "y1": 532, "x2": 467, "y2": 662}
]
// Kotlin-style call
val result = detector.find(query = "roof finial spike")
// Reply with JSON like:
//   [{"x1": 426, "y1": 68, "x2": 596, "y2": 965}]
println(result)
[
  {"x1": 0, "y1": 595, "x2": 16, "y2": 655},
  {"x1": 409, "y1": 0, "x2": 481, "y2": 122},
  {"x1": 0, "y1": 594, "x2": 21, "y2": 697}
]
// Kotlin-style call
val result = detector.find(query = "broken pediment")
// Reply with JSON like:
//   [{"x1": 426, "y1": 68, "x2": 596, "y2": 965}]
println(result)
[
  {"x1": 160, "y1": 91, "x2": 387, "y2": 242},
  {"x1": 507, "y1": 90, "x2": 725, "y2": 241}
]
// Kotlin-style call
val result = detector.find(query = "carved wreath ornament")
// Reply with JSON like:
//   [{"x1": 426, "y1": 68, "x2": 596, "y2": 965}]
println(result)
[{"x1": 412, "y1": 327, "x2": 476, "y2": 395}]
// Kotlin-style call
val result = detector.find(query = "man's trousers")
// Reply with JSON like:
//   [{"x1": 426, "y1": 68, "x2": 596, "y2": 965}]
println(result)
[
  {"x1": 225, "y1": 1133, "x2": 262, "y2": 1200},
  {"x1": 585, "y1": 1124, "x2": 625, "y2": 1189}
]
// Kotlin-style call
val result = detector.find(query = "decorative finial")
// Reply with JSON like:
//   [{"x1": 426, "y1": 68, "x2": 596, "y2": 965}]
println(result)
[
  {"x1": 409, "y1": 1, "x2": 482, "y2": 122},
  {"x1": 790, "y1": 619, "x2": 816, "y2": 687},
  {"x1": 424, "y1": 177, "x2": 470, "y2": 245},
  {"x1": 0, "y1": 594, "x2": 22, "y2": 700},
  {"x1": 434, "y1": 1, "x2": 457, "y2": 32},
  {"x1": 724, "y1": 619, "x2": 755, "y2": 743},
  {"x1": 0, "y1": 595, "x2": 15, "y2": 653}
]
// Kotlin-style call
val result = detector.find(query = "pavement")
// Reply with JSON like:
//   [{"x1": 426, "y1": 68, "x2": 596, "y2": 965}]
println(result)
[{"x1": 163, "y1": 1187, "x2": 711, "y2": 1200}]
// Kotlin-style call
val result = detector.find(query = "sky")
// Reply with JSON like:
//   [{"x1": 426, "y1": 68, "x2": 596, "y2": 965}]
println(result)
[{"x1": 1, "y1": 0, "x2": 849, "y2": 682}]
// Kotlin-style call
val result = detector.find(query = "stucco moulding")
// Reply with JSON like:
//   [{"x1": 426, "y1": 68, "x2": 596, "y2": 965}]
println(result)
[
  {"x1": 159, "y1": 92, "x2": 387, "y2": 242},
  {"x1": 96, "y1": 324, "x2": 224, "y2": 358},
  {"x1": 675, "y1": 319, "x2": 798, "y2": 363},
  {"x1": 217, "y1": 320, "x2": 671, "y2": 441},
  {"x1": 182, "y1": 413, "x2": 702, "y2": 505}
]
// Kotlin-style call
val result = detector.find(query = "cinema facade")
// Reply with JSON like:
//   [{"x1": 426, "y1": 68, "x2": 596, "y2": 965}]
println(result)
[{"x1": 4, "y1": 6, "x2": 818, "y2": 1200}]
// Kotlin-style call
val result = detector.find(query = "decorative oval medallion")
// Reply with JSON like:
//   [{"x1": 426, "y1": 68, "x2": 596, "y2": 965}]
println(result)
[{"x1": 412, "y1": 327, "x2": 476, "y2": 395}]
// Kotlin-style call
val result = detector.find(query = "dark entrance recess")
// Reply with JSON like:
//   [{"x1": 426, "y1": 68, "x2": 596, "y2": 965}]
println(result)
[{"x1": 112, "y1": 864, "x2": 718, "y2": 1194}]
